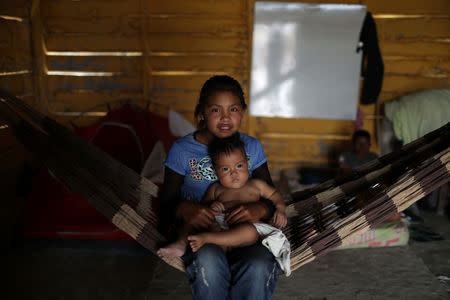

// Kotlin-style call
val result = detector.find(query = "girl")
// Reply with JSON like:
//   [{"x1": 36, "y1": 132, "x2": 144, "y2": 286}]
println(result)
[{"x1": 158, "y1": 75, "x2": 280, "y2": 300}]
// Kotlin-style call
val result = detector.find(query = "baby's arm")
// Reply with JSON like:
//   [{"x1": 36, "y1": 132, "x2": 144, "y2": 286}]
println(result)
[
  {"x1": 253, "y1": 179, "x2": 287, "y2": 228},
  {"x1": 203, "y1": 182, "x2": 218, "y2": 204},
  {"x1": 202, "y1": 183, "x2": 225, "y2": 214}
]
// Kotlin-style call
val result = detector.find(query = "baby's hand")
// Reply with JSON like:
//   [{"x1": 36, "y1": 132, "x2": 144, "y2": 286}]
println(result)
[
  {"x1": 272, "y1": 210, "x2": 287, "y2": 228},
  {"x1": 210, "y1": 201, "x2": 225, "y2": 215}
]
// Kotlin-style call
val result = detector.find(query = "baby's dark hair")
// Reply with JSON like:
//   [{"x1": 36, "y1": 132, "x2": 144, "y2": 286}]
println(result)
[
  {"x1": 352, "y1": 130, "x2": 371, "y2": 143},
  {"x1": 194, "y1": 75, "x2": 247, "y2": 129},
  {"x1": 208, "y1": 133, "x2": 246, "y2": 169}
]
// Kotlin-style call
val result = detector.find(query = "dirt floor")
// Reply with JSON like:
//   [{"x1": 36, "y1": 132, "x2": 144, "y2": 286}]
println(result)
[{"x1": 6, "y1": 211, "x2": 450, "y2": 300}]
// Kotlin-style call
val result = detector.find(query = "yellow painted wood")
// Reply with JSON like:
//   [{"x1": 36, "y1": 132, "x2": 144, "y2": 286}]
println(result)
[
  {"x1": 46, "y1": 74, "x2": 243, "y2": 100},
  {"x1": 46, "y1": 75, "x2": 141, "y2": 92},
  {"x1": 0, "y1": 0, "x2": 30, "y2": 18},
  {"x1": 0, "y1": 75, "x2": 34, "y2": 96},
  {"x1": 252, "y1": 117, "x2": 355, "y2": 135},
  {"x1": 144, "y1": 0, "x2": 246, "y2": 14},
  {"x1": 48, "y1": 91, "x2": 144, "y2": 110},
  {"x1": 148, "y1": 75, "x2": 247, "y2": 95},
  {"x1": 384, "y1": 58, "x2": 450, "y2": 78},
  {"x1": 376, "y1": 18, "x2": 450, "y2": 41},
  {"x1": 48, "y1": 92, "x2": 197, "y2": 118},
  {"x1": 0, "y1": 50, "x2": 32, "y2": 72},
  {"x1": 48, "y1": 87, "x2": 199, "y2": 110},
  {"x1": 262, "y1": 132, "x2": 351, "y2": 141},
  {"x1": 364, "y1": 0, "x2": 450, "y2": 15},
  {"x1": 41, "y1": 0, "x2": 245, "y2": 17},
  {"x1": 47, "y1": 86, "x2": 200, "y2": 119},
  {"x1": 382, "y1": 75, "x2": 450, "y2": 93},
  {"x1": 46, "y1": 33, "x2": 248, "y2": 52},
  {"x1": 380, "y1": 40, "x2": 450, "y2": 57},
  {"x1": 0, "y1": 18, "x2": 29, "y2": 41},
  {"x1": 48, "y1": 98, "x2": 147, "y2": 115},
  {"x1": 46, "y1": 55, "x2": 243, "y2": 75},
  {"x1": 45, "y1": 17, "x2": 246, "y2": 36},
  {"x1": 378, "y1": 91, "x2": 405, "y2": 103},
  {"x1": 51, "y1": 105, "x2": 195, "y2": 129},
  {"x1": 359, "y1": 103, "x2": 376, "y2": 115},
  {"x1": 261, "y1": 138, "x2": 348, "y2": 168}
]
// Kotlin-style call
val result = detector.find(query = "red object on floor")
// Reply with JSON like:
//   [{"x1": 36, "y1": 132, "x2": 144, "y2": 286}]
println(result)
[{"x1": 17, "y1": 103, "x2": 177, "y2": 240}]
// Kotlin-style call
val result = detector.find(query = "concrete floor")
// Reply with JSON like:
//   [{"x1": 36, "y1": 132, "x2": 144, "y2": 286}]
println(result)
[{"x1": 6, "y1": 212, "x2": 450, "y2": 300}]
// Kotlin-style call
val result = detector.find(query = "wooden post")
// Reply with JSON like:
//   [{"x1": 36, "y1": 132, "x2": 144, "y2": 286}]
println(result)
[{"x1": 30, "y1": 0, "x2": 48, "y2": 114}]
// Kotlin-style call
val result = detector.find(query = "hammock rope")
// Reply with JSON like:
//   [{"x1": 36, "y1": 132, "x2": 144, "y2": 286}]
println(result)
[{"x1": 1, "y1": 89, "x2": 448, "y2": 273}]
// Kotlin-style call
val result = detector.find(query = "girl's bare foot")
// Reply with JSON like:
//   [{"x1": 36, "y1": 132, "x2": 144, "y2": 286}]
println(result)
[
  {"x1": 187, "y1": 234, "x2": 207, "y2": 252},
  {"x1": 156, "y1": 240, "x2": 186, "y2": 257}
]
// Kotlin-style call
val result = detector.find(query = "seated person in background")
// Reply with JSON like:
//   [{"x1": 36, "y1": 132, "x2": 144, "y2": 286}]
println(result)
[
  {"x1": 339, "y1": 130, "x2": 378, "y2": 174},
  {"x1": 158, "y1": 134, "x2": 291, "y2": 275}
]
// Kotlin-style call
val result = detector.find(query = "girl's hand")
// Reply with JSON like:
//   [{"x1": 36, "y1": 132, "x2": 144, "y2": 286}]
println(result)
[
  {"x1": 177, "y1": 201, "x2": 215, "y2": 230},
  {"x1": 225, "y1": 202, "x2": 267, "y2": 225},
  {"x1": 210, "y1": 201, "x2": 225, "y2": 215},
  {"x1": 272, "y1": 211, "x2": 287, "y2": 228}
]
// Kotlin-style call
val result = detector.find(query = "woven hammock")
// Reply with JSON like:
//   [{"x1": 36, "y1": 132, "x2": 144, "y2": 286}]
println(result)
[{"x1": 1, "y1": 89, "x2": 449, "y2": 273}]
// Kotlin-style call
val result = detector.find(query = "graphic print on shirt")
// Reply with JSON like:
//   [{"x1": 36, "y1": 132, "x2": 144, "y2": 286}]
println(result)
[
  {"x1": 189, "y1": 158, "x2": 203, "y2": 181},
  {"x1": 246, "y1": 154, "x2": 252, "y2": 169},
  {"x1": 190, "y1": 154, "x2": 252, "y2": 181},
  {"x1": 197, "y1": 156, "x2": 217, "y2": 181}
]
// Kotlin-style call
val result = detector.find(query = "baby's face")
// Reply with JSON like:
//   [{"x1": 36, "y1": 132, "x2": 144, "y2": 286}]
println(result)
[{"x1": 214, "y1": 148, "x2": 249, "y2": 189}]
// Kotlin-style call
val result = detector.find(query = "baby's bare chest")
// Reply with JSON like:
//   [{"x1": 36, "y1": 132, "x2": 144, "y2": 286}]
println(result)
[{"x1": 216, "y1": 186, "x2": 260, "y2": 204}]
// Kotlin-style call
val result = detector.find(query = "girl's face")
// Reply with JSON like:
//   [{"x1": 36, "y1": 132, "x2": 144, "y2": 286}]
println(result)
[{"x1": 201, "y1": 91, "x2": 245, "y2": 139}]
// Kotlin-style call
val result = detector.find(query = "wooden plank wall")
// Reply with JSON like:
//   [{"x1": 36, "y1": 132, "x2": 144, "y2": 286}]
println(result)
[
  {"x1": 1, "y1": 0, "x2": 449, "y2": 183},
  {"x1": 40, "y1": 0, "x2": 251, "y2": 129},
  {"x1": 0, "y1": 0, "x2": 33, "y2": 196}
]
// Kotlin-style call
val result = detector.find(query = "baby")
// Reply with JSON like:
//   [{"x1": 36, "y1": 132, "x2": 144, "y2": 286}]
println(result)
[{"x1": 157, "y1": 134, "x2": 289, "y2": 274}]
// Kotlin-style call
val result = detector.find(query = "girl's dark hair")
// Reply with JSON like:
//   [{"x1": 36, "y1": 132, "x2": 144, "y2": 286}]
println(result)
[
  {"x1": 208, "y1": 133, "x2": 246, "y2": 169},
  {"x1": 194, "y1": 75, "x2": 247, "y2": 129}
]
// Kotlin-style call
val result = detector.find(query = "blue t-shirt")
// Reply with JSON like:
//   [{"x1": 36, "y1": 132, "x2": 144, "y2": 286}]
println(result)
[{"x1": 165, "y1": 132, "x2": 267, "y2": 203}]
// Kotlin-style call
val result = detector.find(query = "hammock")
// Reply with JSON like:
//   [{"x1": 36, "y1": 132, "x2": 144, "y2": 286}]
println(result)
[{"x1": 1, "y1": 89, "x2": 449, "y2": 273}]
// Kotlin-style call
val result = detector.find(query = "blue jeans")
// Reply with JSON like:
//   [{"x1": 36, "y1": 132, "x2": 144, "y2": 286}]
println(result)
[{"x1": 182, "y1": 243, "x2": 280, "y2": 300}]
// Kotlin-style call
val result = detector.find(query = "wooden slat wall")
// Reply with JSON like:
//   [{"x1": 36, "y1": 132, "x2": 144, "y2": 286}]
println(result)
[
  {"x1": 40, "y1": 0, "x2": 251, "y2": 129},
  {"x1": 1, "y1": 0, "x2": 449, "y2": 182},
  {"x1": 0, "y1": 0, "x2": 33, "y2": 196}
]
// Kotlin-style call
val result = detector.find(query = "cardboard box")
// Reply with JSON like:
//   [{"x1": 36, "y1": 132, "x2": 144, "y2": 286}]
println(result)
[{"x1": 334, "y1": 219, "x2": 409, "y2": 250}]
